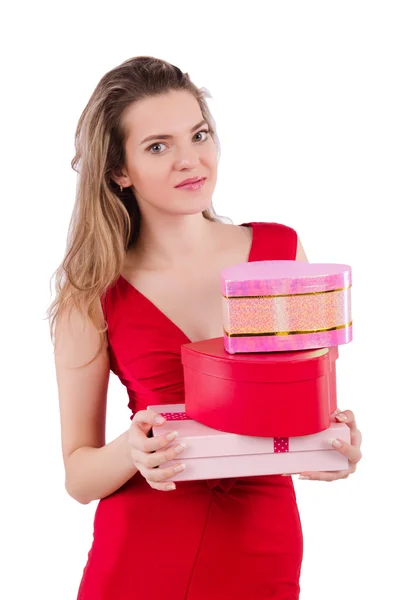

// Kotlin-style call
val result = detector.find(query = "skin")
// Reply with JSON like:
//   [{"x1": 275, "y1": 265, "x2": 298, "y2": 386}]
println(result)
[
  {"x1": 116, "y1": 89, "x2": 221, "y2": 272},
  {"x1": 57, "y1": 92, "x2": 362, "y2": 506},
  {"x1": 108, "y1": 90, "x2": 362, "y2": 489},
  {"x1": 296, "y1": 409, "x2": 363, "y2": 481}
]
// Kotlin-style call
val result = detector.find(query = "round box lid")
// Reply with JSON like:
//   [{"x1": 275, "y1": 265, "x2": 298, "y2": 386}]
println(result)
[
  {"x1": 221, "y1": 260, "x2": 352, "y2": 297},
  {"x1": 181, "y1": 337, "x2": 338, "y2": 383}
]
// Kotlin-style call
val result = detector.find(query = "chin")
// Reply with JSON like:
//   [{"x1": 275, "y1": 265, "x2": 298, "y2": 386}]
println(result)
[{"x1": 183, "y1": 198, "x2": 213, "y2": 215}]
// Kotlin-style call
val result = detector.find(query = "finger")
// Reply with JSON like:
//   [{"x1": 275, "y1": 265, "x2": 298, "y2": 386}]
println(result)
[
  {"x1": 138, "y1": 461, "x2": 186, "y2": 483},
  {"x1": 330, "y1": 406, "x2": 342, "y2": 420},
  {"x1": 329, "y1": 437, "x2": 362, "y2": 464},
  {"x1": 132, "y1": 409, "x2": 167, "y2": 436},
  {"x1": 147, "y1": 480, "x2": 178, "y2": 492},
  {"x1": 333, "y1": 410, "x2": 363, "y2": 459},
  {"x1": 350, "y1": 427, "x2": 362, "y2": 451},
  {"x1": 334, "y1": 409, "x2": 358, "y2": 431},
  {"x1": 133, "y1": 442, "x2": 186, "y2": 469},
  {"x1": 131, "y1": 426, "x2": 181, "y2": 454},
  {"x1": 299, "y1": 469, "x2": 351, "y2": 481}
]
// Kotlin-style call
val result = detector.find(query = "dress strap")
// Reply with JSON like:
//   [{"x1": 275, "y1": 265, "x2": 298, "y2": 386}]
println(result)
[{"x1": 241, "y1": 221, "x2": 298, "y2": 261}]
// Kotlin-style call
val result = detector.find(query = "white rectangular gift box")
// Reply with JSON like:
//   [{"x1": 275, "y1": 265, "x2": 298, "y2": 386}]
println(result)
[{"x1": 148, "y1": 404, "x2": 350, "y2": 481}]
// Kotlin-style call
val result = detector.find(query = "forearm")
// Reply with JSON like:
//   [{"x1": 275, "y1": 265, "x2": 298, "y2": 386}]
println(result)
[{"x1": 65, "y1": 430, "x2": 138, "y2": 504}]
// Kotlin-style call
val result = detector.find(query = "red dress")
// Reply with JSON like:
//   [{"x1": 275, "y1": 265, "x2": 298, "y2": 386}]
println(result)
[{"x1": 77, "y1": 222, "x2": 304, "y2": 600}]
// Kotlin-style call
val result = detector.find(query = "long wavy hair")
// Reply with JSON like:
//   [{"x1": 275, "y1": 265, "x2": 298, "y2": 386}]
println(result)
[{"x1": 46, "y1": 56, "x2": 222, "y2": 363}]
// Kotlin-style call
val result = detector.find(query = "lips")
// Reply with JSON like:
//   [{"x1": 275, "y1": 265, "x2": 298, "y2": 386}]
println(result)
[{"x1": 175, "y1": 176, "x2": 205, "y2": 188}]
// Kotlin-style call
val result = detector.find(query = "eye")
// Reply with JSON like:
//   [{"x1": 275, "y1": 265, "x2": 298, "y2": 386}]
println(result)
[
  {"x1": 147, "y1": 129, "x2": 210, "y2": 154},
  {"x1": 193, "y1": 129, "x2": 210, "y2": 142},
  {"x1": 147, "y1": 142, "x2": 166, "y2": 154}
]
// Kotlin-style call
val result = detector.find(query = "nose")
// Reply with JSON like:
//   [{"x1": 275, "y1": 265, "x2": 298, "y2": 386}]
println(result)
[{"x1": 174, "y1": 145, "x2": 201, "y2": 169}]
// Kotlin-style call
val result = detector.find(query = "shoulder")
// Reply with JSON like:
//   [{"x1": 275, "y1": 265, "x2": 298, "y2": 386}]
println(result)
[
  {"x1": 295, "y1": 236, "x2": 309, "y2": 261},
  {"x1": 245, "y1": 221, "x2": 296, "y2": 236},
  {"x1": 242, "y1": 221, "x2": 303, "y2": 260}
]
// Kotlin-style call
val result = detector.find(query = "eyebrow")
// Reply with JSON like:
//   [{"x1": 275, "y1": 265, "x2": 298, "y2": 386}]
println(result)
[{"x1": 140, "y1": 119, "x2": 208, "y2": 145}]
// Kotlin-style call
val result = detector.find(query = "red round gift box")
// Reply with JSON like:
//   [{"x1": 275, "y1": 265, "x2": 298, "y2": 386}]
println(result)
[{"x1": 181, "y1": 337, "x2": 338, "y2": 437}]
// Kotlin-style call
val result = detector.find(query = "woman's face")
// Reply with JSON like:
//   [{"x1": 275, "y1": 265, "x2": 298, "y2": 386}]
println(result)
[{"x1": 118, "y1": 90, "x2": 218, "y2": 217}]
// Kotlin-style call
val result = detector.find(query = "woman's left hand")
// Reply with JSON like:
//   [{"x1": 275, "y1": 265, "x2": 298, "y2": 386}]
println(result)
[{"x1": 298, "y1": 409, "x2": 362, "y2": 481}]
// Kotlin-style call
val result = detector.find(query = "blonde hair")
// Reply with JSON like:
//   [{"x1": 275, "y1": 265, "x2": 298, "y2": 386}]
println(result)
[{"x1": 46, "y1": 56, "x2": 222, "y2": 362}]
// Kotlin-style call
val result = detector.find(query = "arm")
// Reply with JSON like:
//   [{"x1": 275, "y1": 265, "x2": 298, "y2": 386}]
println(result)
[{"x1": 54, "y1": 300, "x2": 138, "y2": 505}]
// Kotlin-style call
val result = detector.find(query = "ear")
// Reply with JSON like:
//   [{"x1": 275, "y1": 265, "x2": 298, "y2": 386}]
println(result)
[
  {"x1": 295, "y1": 236, "x2": 309, "y2": 262},
  {"x1": 109, "y1": 168, "x2": 133, "y2": 189}
]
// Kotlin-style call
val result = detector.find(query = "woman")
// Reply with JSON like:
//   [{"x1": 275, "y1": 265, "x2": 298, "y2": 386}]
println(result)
[{"x1": 49, "y1": 56, "x2": 362, "y2": 599}]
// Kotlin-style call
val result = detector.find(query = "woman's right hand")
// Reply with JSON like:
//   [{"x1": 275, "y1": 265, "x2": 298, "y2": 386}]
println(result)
[{"x1": 127, "y1": 409, "x2": 186, "y2": 491}]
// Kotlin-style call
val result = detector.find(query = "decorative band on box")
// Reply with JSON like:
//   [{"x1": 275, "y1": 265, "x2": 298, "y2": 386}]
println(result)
[
  {"x1": 222, "y1": 287, "x2": 352, "y2": 336},
  {"x1": 223, "y1": 285, "x2": 351, "y2": 300},
  {"x1": 221, "y1": 261, "x2": 353, "y2": 352},
  {"x1": 224, "y1": 321, "x2": 352, "y2": 338},
  {"x1": 160, "y1": 412, "x2": 290, "y2": 452}
]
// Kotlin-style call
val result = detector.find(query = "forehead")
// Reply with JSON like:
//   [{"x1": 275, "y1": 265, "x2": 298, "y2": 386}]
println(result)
[{"x1": 122, "y1": 91, "x2": 203, "y2": 142}]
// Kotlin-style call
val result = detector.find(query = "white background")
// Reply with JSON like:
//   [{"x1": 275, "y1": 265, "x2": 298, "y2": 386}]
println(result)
[{"x1": 1, "y1": 1, "x2": 396, "y2": 598}]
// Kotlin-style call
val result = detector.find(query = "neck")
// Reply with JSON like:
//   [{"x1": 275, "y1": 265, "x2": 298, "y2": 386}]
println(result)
[{"x1": 133, "y1": 212, "x2": 219, "y2": 269}]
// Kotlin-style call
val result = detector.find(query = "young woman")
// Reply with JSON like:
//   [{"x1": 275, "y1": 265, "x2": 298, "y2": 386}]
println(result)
[{"x1": 49, "y1": 56, "x2": 362, "y2": 600}]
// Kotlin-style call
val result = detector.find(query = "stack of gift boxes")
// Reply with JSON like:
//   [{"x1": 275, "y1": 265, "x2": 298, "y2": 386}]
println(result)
[{"x1": 149, "y1": 260, "x2": 352, "y2": 481}]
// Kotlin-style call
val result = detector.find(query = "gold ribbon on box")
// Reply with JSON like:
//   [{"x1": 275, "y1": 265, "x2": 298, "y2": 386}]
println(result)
[
  {"x1": 224, "y1": 321, "x2": 353, "y2": 338},
  {"x1": 222, "y1": 284, "x2": 352, "y2": 300}
]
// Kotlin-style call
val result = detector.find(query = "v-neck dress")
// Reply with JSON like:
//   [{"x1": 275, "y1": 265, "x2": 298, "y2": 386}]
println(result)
[{"x1": 77, "y1": 222, "x2": 304, "y2": 600}]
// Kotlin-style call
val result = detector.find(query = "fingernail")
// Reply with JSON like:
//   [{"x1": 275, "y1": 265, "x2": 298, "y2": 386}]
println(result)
[
  {"x1": 299, "y1": 475, "x2": 310, "y2": 480},
  {"x1": 329, "y1": 438, "x2": 343, "y2": 448},
  {"x1": 166, "y1": 483, "x2": 176, "y2": 490},
  {"x1": 155, "y1": 415, "x2": 166, "y2": 424},
  {"x1": 174, "y1": 463, "x2": 186, "y2": 473},
  {"x1": 335, "y1": 412, "x2": 348, "y2": 421},
  {"x1": 166, "y1": 431, "x2": 178, "y2": 441},
  {"x1": 174, "y1": 443, "x2": 186, "y2": 455}
]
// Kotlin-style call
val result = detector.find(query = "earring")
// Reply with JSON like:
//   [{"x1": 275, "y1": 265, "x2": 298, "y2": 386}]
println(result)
[{"x1": 119, "y1": 184, "x2": 123, "y2": 192}]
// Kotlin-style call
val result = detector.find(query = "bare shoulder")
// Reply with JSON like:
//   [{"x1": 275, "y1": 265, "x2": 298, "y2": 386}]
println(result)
[
  {"x1": 209, "y1": 221, "x2": 253, "y2": 266},
  {"x1": 216, "y1": 221, "x2": 306, "y2": 261},
  {"x1": 215, "y1": 221, "x2": 253, "y2": 247},
  {"x1": 296, "y1": 236, "x2": 309, "y2": 261}
]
